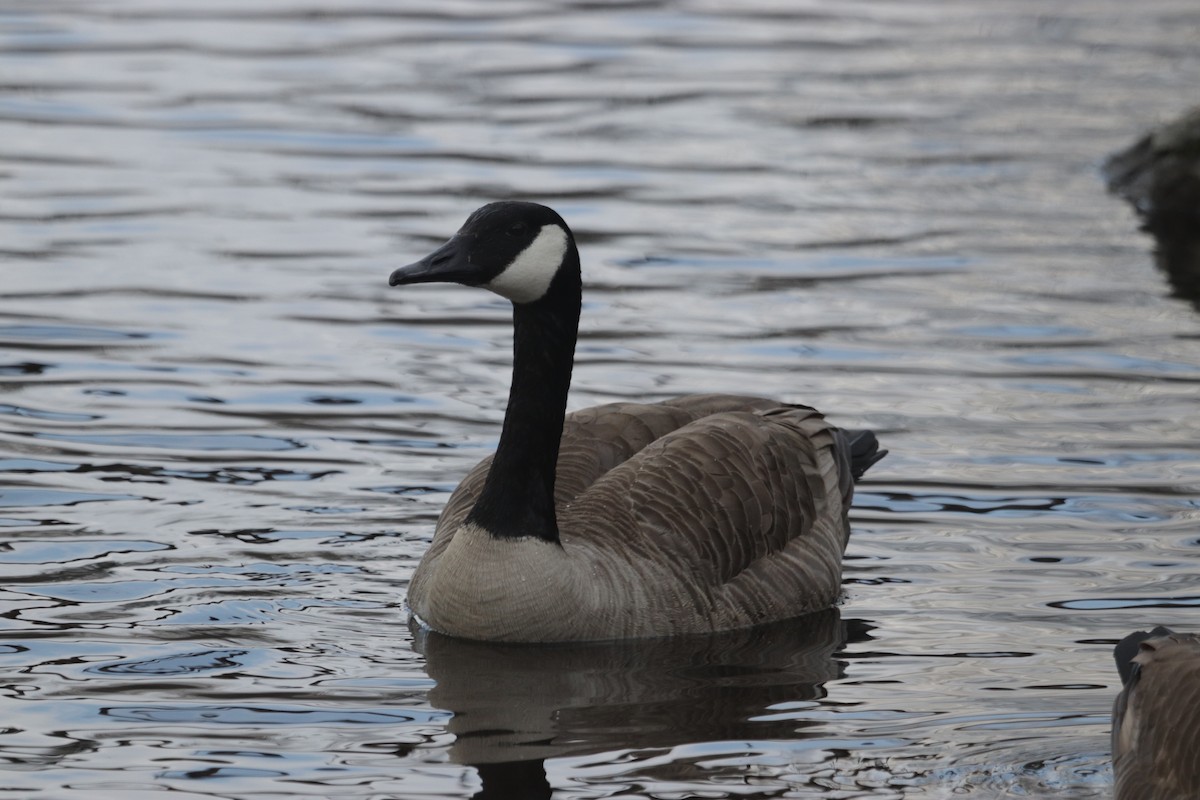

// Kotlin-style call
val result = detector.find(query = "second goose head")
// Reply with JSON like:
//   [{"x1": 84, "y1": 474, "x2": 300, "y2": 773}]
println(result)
[{"x1": 389, "y1": 201, "x2": 578, "y2": 305}]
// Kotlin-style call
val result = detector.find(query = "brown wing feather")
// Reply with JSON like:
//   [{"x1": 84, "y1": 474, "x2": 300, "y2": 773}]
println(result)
[
  {"x1": 559, "y1": 404, "x2": 848, "y2": 632},
  {"x1": 435, "y1": 393, "x2": 783, "y2": 539}
]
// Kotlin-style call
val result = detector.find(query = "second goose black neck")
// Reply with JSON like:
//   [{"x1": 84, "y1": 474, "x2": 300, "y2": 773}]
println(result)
[{"x1": 465, "y1": 247, "x2": 582, "y2": 543}]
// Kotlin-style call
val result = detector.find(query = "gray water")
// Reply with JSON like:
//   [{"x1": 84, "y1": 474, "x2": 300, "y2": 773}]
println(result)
[{"x1": 2, "y1": 1, "x2": 1199, "y2": 798}]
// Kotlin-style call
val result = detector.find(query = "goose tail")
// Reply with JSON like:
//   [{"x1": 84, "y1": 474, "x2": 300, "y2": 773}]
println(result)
[{"x1": 843, "y1": 429, "x2": 887, "y2": 481}]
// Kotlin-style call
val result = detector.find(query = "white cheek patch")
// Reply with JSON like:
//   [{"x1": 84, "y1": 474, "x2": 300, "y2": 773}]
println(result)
[{"x1": 486, "y1": 224, "x2": 568, "y2": 303}]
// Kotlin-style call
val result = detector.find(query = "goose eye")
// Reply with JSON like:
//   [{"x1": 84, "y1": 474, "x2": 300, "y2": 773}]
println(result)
[{"x1": 505, "y1": 222, "x2": 527, "y2": 237}]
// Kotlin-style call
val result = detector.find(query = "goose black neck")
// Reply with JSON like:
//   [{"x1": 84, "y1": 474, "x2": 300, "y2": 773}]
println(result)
[{"x1": 466, "y1": 250, "x2": 581, "y2": 543}]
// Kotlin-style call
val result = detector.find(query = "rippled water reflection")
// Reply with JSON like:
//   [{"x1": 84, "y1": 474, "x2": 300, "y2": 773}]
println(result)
[{"x1": 2, "y1": 1, "x2": 1199, "y2": 797}]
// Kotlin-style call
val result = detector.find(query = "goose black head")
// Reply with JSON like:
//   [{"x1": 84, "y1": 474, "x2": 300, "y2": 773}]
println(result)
[{"x1": 389, "y1": 201, "x2": 576, "y2": 304}]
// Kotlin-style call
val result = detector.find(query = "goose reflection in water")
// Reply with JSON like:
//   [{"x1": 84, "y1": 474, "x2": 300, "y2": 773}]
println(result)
[{"x1": 411, "y1": 609, "x2": 852, "y2": 798}]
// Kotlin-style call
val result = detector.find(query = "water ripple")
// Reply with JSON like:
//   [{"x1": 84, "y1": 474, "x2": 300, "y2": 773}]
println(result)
[{"x1": 1, "y1": 0, "x2": 1197, "y2": 798}]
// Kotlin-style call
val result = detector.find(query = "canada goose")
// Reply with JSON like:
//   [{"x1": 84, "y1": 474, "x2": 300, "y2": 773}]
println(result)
[
  {"x1": 1111, "y1": 626, "x2": 1200, "y2": 800},
  {"x1": 388, "y1": 201, "x2": 885, "y2": 642}
]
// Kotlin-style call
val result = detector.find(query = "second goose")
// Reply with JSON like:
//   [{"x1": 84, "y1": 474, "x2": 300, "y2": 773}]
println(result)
[
  {"x1": 1112, "y1": 626, "x2": 1200, "y2": 800},
  {"x1": 389, "y1": 201, "x2": 885, "y2": 642}
]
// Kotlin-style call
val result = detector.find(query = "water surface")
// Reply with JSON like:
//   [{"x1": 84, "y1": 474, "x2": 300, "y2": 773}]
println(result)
[{"x1": 2, "y1": 1, "x2": 1199, "y2": 797}]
